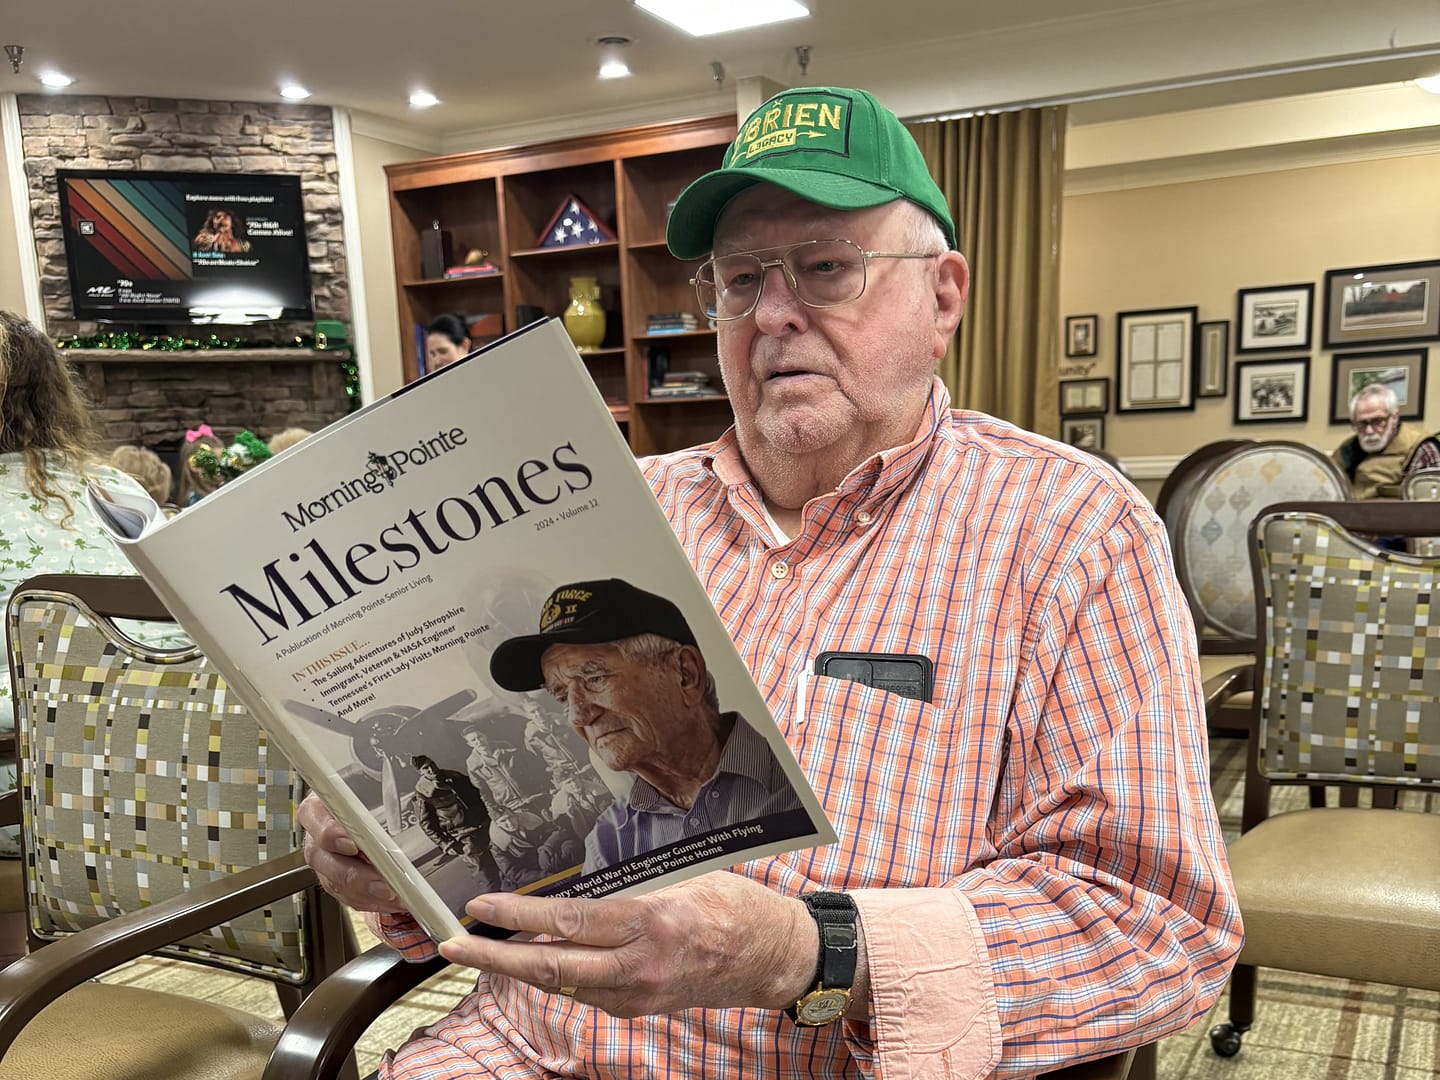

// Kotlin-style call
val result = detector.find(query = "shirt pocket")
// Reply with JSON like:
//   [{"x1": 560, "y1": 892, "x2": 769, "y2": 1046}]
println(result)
[{"x1": 782, "y1": 674, "x2": 987, "y2": 889}]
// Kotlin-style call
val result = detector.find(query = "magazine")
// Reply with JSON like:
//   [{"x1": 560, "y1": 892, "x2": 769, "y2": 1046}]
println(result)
[{"x1": 88, "y1": 318, "x2": 835, "y2": 943}]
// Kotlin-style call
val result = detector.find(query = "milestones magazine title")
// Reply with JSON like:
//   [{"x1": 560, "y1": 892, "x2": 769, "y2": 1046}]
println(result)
[{"x1": 93, "y1": 318, "x2": 834, "y2": 942}]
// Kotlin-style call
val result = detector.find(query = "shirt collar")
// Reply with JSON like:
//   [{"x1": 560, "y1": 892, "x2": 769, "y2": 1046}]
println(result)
[{"x1": 623, "y1": 711, "x2": 767, "y2": 815}]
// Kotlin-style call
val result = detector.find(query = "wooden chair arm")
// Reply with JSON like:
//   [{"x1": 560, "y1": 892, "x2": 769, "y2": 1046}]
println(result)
[
  {"x1": 0, "y1": 849, "x2": 314, "y2": 1056},
  {"x1": 264, "y1": 943, "x2": 451, "y2": 1080}
]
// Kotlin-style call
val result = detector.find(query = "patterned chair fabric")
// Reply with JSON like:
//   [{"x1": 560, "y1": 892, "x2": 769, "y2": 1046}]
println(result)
[
  {"x1": 1252, "y1": 509, "x2": 1440, "y2": 786},
  {"x1": 1175, "y1": 442, "x2": 1348, "y2": 641},
  {"x1": 7, "y1": 587, "x2": 311, "y2": 983}
]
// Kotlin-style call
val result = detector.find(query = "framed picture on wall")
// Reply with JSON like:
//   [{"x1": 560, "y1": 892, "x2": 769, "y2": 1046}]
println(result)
[
  {"x1": 1328, "y1": 349, "x2": 1427, "y2": 424},
  {"x1": 1059, "y1": 377, "x2": 1109, "y2": 415},
  {"x1": 1236, "y1": 283, "x2": 1313, "y2": 354},
  {"x1": 1234, "y1": 357, "x2": 1310, "y2": 424},
  {"x1": 1116, "y1": 306, "x2": 1197, "y2": 412},
  {"x1": 1061, "y1": 416, "x2": 1105, "y2": 451},
  {"x1": 1196, "y1": 320, "x2": 1230, "y2": 397},
  {"x1": 1322, "y1": 260, "x2": 1440, "y2": 349},
  {"x1": 1065, "y1": 314, "x2": 1099, "y2": 358}
]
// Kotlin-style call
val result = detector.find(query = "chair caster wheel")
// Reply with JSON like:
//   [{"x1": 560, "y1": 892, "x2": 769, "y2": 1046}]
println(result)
[{"x1": 1209, "y1": 1022, "x2": 1243, "y2": 1057}]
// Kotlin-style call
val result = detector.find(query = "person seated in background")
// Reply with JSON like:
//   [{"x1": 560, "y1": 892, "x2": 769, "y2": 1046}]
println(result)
[
  {"x1": 1333, "y1": 383, "x2": 1440, "y2": 499},
  {"x1": 267, "y1": 426, "x2": 313, "y2": 455},
  {"x1": 425, "y1": 313, "x2": 472, "y2": 371},
  {"x1": 108, "y1": 444, "x2": 173, "y2": 507},
  {"x1": 0, "y1": 311, "x2": 186, "y2": 964},
  {"x1": 177, "y1": 424, "x2": 227, "y2": 506}
]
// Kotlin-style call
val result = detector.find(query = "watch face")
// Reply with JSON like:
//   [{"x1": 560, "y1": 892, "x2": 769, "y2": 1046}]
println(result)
[{"x1": 796, "y1": 988, "x2": 850, "y2": 1026}]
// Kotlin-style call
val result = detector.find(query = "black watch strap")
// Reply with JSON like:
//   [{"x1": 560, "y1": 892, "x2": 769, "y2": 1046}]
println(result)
[{"x1": 785, "y1": 891, "x2": 857, "y2": 1021}]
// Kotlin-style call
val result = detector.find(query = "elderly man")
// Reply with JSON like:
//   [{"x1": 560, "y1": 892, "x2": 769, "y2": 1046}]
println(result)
[
  {"x1": 1333, "y1": 383, "x2": 1440, "y2": 499},
  {"x1": 301, "y1": 85, "x2": 1240, "y2": 1078},
  {"x1": 488, "y1": 577, "x2": 803, "y2": 872}
]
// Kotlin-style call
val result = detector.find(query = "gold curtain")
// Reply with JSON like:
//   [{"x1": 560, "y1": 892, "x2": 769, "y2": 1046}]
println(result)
[{"x1": 907, "y1": 107, "x2": 1066, "y2": 436}]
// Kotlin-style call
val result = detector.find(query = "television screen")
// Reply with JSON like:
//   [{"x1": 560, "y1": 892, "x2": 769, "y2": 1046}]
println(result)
[{"x1": 56, "y1": 170, "x2": 314, "y2": 324}]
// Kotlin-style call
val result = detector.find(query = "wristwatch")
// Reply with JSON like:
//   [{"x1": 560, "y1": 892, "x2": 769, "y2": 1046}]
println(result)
[{"x1": 785, "y1": 891, "x2": 858, "y2": 1026}]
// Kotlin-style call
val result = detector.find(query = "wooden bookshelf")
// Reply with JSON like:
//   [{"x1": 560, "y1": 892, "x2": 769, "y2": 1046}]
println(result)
[{"x1": 386, "y1": 116, "x2": 738, "y2": 455}]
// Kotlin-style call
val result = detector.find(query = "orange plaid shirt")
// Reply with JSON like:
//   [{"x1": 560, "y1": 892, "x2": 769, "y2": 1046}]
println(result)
[{"x1": 374, "y1": 379, "x2": 1242, "y2": 1079}]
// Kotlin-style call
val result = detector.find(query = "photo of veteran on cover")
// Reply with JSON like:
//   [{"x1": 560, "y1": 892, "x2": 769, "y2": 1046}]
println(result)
[
  {"x1": 489, "y1": 577, "x2": 805, "y2": 873},
  {"x1": 283, "y1": 679, "x2": 613, "y2": 916}
]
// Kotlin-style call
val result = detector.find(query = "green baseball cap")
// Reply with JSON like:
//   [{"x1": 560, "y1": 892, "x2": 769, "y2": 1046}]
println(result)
[{"x1": 666, "y1": 86, "x2": 955, "y2": 260}]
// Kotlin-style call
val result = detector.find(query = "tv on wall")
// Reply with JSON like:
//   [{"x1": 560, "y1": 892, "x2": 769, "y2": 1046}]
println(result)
[{"x1": 56, "y1": 169, "x2": 314, "y2": 324}]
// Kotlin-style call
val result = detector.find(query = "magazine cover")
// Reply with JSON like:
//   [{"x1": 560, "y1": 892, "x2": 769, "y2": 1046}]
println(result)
[{"x1": 89, "y1": 318, "x2": 835, "y2": 942}]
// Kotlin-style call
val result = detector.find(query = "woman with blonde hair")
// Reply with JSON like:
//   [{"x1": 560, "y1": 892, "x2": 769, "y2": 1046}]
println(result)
[{"x1": 0, "y1": 311, "x2": 182, "y2": 961}]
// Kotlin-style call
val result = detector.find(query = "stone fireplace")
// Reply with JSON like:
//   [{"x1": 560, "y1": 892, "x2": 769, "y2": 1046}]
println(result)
[{"x1": 18, "y1": 93, "x2": 355, "y2": 453}]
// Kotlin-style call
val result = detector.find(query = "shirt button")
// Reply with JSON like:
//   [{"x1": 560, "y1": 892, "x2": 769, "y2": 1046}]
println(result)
[
  {"x1": 709, "y1": 790, "x2": 720, "y2": 801},
  {"x1": 856, "y1": 510, "x2": 873, "y2": 525},
  {"x1": 771, "y1": 560, "x2": 789, "y2": 579},
  {"x1": 689, "y1": 817, "x2": 700, "y2": 827}
]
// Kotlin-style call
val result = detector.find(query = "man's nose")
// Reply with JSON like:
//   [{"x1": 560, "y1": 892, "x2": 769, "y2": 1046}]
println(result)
[
  {"x1": 751, "y1": 263, "x2": 809, "y2": 333},
  {"x1": 567, "y1": 688, "x2": 601, "y2": 728}
]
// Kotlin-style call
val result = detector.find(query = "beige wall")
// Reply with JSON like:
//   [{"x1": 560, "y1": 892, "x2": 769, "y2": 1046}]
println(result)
[
  {"x1": 351, "y1": 131, "x2": 431, "y2": 399},
  {"x1": 1060, "y1": 150, "x2": 1440, "y2": 461},
  {"x1": 0, "y1": 121, "x2": 25, "y2": 316}
]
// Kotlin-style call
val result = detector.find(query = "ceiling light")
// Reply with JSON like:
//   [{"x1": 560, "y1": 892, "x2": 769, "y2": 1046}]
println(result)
[
  {"x1": 596, "y1": 35, "x2": 632, "y2": 80},
  {"x1": 38, "y1": 71, "x2": 74, "y2": 88},
  {"x1": 279, "y1": 83, "x2": 311, "y2": 100},
  {"x1": 635, "y1": 0, "x2": 809, "y2": 37},
  {"x1": 1416, "y1": 73, "x2": 1440, "y2": 94},
  {"x1": 409, "y1": 91, "x2": 439, "y2": 108}
]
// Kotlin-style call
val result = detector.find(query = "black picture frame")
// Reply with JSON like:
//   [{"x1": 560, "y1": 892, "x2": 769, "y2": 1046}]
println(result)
[
  {"x1": 1196, "y1": 320, "x2": 1229, "y2": 397},
  {"x1": 1065, "y1": 314, "x2": 1098, "y2": 358},
  {"x1": 1059, "y1": 377, "x2": 1109, "y2": 416},
  {"x1": 1233, "y1": 357, "x2": 1310, "y2": 424},
  {"x1": 1060, "y1": 416, "x2": 1105, "y2": 451},
  {"x1": 1235, "y1": 283, "x2": 1314, "y2": 354},
  {"x1": 1322, "y1": 260, "x2": 1440, "y2": 349},
  {"x1": 1328, "y1": 348, "x2": 1427, "y2": 425},
  {"x1": 1115, "y1": 306, "x2": 1198, "y2": 413}
]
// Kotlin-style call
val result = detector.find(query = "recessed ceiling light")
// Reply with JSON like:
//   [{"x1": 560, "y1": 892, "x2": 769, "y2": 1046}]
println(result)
[
  {"x1": 409, "y1": 91, "x2": 440, "y2": 108},
  {"x1": 596, "y1": 34, "x2": 632, "y2": 79},
  {"x1": 279, "y1": 83, "x2": 311, "y2": 100},
  {"x1": 1416, "y1": 73, "x2": 1440, "y2": 94},
  {"x1": 38, "y1": 71, "x2": 74, "y2": 88},
  {"x1": 634, "y1": 0, "x2": 809, "y2": 37}
]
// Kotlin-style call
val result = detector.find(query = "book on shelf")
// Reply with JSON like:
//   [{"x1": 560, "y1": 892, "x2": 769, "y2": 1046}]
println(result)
[
  {"x1": 649, "y1": 384, "x2": 719, "y2": 399},
  {"x1": 645, "y1": 312, "x2": 700, "y2": 335},
  {"x1": 87, "y1": 318, "x2": 834, "y2": 943},
  {"x1": 442, "y1": 263, "x2": 500, "y2": 279}
]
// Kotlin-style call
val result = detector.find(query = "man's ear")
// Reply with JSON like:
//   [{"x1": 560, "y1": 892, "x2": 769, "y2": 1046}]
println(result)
[
  {"x1": 932, "y1": 251, "x2": 970, "y2": 359},
  {"x1": 674, "y1": 645, "x2": 708, "y2": 706}
]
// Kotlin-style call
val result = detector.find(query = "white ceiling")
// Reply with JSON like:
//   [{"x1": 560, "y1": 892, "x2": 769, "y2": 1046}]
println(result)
[{"x1": 6, "y1": 0, "x2": 1440, "y2": 151}]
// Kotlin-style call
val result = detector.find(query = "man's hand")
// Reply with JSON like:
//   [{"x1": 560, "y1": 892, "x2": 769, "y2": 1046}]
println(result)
[
  {"x1": 297, "y1": 791, "x2": 409, "y2": 915},
  {"x1": 438, "y1": 871, "x2": 820, "y2": 1018}
]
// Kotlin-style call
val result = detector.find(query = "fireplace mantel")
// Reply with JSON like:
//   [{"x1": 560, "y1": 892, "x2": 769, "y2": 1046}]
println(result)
[{"x1": 65, "y1": 348, "x2": 350, "y2": 364}]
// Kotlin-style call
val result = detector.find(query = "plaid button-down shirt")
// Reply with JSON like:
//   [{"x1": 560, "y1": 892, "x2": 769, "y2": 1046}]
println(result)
[{"x1": 374, "y1": 379, "x2": 1242, "y2": 1079}]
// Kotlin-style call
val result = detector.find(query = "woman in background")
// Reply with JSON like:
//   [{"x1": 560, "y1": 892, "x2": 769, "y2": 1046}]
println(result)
[
  {"x1": 0, "y1": 312, "x2": 181, "y2": 961},
  {"x1": 424, "y1": 312, "x2": 471, "y2": 372}
]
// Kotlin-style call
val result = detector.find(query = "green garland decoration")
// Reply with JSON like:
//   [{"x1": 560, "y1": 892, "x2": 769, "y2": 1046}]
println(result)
[{"x1": 58, "y1": 331, "x2": 362, "y2": 412}]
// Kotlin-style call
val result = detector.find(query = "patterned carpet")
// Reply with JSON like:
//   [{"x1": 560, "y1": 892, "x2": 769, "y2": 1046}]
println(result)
[{"x1": 98, "y1": 733, "x2": 1440, "y2": 1078}]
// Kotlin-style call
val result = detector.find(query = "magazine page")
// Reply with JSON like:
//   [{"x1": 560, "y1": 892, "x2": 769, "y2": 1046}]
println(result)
[{"x1": 101, "y1": 318, "x2": 836, "y2": 942}]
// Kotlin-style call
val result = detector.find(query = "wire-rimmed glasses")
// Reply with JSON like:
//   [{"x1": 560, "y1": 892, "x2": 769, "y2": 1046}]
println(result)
[{"x1": 690, "y1": 239, "x2": 938, "y2": 321}]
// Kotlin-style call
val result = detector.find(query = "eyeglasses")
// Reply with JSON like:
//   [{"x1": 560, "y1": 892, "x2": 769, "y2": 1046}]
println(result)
[
  {"x1": 1353, "y1": 415, "x2": 1395, "y2": 432},
  {"x1": 690, "y1": 239, "x2": 938, "y2": 321}
]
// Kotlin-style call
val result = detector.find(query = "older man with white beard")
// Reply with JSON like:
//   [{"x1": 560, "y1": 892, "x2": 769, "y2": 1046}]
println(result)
[{"x1": 1332, "y1": 383, "x2": 1440, "y2": 499}]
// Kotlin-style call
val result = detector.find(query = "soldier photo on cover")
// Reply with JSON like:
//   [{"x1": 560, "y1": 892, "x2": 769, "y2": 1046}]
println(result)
[{"x1": 489, "y1": 578, "x2": 804, "y2": 873}]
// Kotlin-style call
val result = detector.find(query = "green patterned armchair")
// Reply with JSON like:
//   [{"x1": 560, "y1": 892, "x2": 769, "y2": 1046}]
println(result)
[
  {"x1": 1208, "y1": 501, "x2": 1440, "y2": 1059},
  {"x1": 0, "y1": 574, "x2": 358, "y2": 1079}
]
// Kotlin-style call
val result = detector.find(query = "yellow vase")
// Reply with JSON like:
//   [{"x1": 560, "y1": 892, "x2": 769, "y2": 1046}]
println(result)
[{"x1": 563, "y1": 276, "x2": 606, "y2": 352}]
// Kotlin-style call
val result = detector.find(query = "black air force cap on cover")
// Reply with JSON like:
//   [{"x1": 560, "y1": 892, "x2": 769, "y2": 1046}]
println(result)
[
  {"x1": 488, "y1": 578, "x2": 697, "y2": 692},
  {"x1": 666, "y1": 85, "x2": 956, "y2": 260}
]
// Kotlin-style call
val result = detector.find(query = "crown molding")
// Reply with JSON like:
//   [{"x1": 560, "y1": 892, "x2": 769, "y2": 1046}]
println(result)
[
  {"x1": 1120, "y1": 454, "x2": 1184, "y2": 481},
  {"x1": 348, "y1": 111, "x2": 445, "y2": 154},
  {"x1": 438, "y1": 91, "x2": 730, "y2": 156},
  {"x1": 1066, "y1": 125, "x2": 1440, "y2": 195}
]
